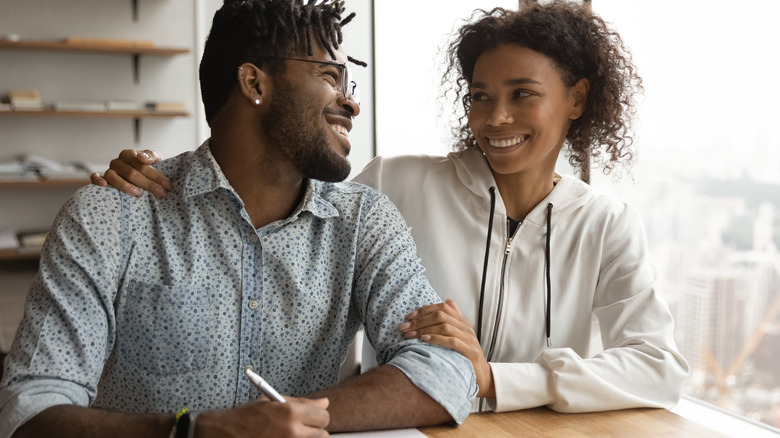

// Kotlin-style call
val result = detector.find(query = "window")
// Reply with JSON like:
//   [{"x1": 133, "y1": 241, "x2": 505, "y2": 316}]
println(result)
[
  {"x1": 375, "y1": 0, "x2": 780, "y2": 431},
  {"x1": 593, "y1": 1, "x2": 780, "y2": 429}
]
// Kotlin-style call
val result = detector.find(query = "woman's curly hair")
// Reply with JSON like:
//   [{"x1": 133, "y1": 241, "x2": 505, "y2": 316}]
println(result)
[{"x1": 442, "y1": 1, "x2": 642, "y2": 179}]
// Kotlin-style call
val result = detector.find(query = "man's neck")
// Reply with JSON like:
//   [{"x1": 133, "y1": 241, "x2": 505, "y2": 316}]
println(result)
[{"x1": 209, "y1": 133, "x2": 306, "y2": 230}]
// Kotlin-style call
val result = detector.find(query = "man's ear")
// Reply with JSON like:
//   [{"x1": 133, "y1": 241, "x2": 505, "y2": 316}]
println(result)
[
  {"x1": 237, "y1": 63, "x2": 268, "y2": 106},
  {"x1": 569, "y1": 77, "x2": 590, "y2": 120}
]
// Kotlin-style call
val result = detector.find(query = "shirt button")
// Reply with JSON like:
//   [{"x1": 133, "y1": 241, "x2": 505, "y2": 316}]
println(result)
[
  {"x1": 245, "y1": 364, "x2": 254, "y2": 372},
  {"x1": 248, "y1": 299, "x2": 259, "y2": 310},
  {"x1": 249, "y1": 234, "x2": 259, "y2": 243}
]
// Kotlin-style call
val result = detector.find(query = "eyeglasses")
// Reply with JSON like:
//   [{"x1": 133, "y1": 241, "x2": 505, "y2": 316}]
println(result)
[{"x1": 265, "y1": 57, "x2": 360, "y2": 105}]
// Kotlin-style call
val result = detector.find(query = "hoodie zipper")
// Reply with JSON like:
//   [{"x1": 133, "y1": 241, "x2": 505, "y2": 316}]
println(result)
[{"x1": 485, "y1": 221, "x2": 519, "y2": 362}]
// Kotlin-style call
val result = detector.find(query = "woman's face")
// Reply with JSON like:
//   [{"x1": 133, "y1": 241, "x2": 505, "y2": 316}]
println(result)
[{"x1": 467, "y1": 43, "x2": 586, "y2": 178}]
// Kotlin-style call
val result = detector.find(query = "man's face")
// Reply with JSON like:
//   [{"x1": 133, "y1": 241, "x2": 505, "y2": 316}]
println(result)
[{"x1": 261, "y1": 45, "x2": 360, "y2": 182}]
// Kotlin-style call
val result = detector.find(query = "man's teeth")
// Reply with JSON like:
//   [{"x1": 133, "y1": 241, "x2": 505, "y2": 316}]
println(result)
[
  {"x1": 330, "y1": 123, "x2": 349, "y2": 138},
  {"x1": 488, "y1": 136, "x2": 526, "y2": 148}
]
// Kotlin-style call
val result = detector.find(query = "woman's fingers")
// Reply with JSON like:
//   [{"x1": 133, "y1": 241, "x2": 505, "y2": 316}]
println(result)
[
  {"x1": 102, "y1": 149, "x2": 172, "y2": 197},
  {"x1": 90, "y1": 172, "x2": 107, "y2": 187}
]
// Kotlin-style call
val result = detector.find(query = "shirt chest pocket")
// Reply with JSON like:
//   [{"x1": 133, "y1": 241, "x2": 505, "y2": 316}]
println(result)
[{"x1": 116, "y1": 279, "x2": 212, "y2": 376}]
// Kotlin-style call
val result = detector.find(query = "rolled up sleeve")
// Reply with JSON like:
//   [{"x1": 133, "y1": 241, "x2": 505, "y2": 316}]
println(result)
[
  {"x1": 388, "y1": 342, "x2": 477, "y2": 423},
  {"x1": 0, "y1": 379, "x2": 90, "y2": 438}
]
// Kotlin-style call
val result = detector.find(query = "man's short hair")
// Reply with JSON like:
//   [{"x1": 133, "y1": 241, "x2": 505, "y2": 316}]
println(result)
[{"x1": 199, "y1": 0, "x2": 360, "y2": 125}]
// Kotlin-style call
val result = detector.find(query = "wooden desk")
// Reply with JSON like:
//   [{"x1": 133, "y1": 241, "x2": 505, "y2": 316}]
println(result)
[{"x1": 419, "y1": 407, "x2": 727, "y2": 437}]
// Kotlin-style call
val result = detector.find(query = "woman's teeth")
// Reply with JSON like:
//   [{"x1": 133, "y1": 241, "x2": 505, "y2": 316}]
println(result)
[{"x1": 488, "y1": 136, "x2": 526, "y2": 148}]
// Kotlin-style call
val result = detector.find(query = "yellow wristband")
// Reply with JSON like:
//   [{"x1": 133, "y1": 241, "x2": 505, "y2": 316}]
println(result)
[{"x1": 169, "y1": 407, "x2": 190, "y2": 438}]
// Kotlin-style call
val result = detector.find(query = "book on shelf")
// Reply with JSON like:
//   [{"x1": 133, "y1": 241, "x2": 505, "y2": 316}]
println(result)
[
  {"x1": 54, "y1": 100, "x2": 107, "y2": 112},
  {"x1": 9, "y1": 89, "x2": 43, "y2": 110},
  {"x1": 62, "y1": 36, "x2": 154, "y2": 49},
  {"x1": 0, "y1": 229, "x2": 20, "y2": 250},
  {"x1": 17, "y1": 229, "x2": 49, "y2": 249},
  {"x1": 106, "y1": 100, "x2": 141, "y2": 111},
  {"x1": 0, "y1": 158, "x2": 39, "y2": 180},
  {"x1": 15, "y1": 154, "x2": 89, "y2": 180},
  {"x1": 145, "y1": 101, "x2": 186, "y2": 113},
  {"x1": 0, "y1": 33, "x2": 21, "y2": 42},
  {"x1": 73, "y1": 161, "x2": 106, "y2": 175}
]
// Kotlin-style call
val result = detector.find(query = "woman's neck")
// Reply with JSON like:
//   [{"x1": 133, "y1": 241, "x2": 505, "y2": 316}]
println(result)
[{"x1": 492, "y1": 169, "x2": 556, "y2": 221}]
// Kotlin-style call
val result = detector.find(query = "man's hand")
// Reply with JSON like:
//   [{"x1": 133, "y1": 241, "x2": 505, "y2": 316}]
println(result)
[
  {"x1": 399, "y1": 299, "x2": 494, "y2": 398},
  {"x1": 90, "y1": 149, "x2": 170, "y2": 198},
  {"x1": 195, "y1": 396, "x2": 330, "y2": 438},
  {"x1": 13, "y1": 397, "x2": 329, "y2": 438}
]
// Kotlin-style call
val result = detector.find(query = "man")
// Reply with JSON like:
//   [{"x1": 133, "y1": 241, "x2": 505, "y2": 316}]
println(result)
[{"x1": 0, "y1": 1, "x2": 476, "y2": 437}]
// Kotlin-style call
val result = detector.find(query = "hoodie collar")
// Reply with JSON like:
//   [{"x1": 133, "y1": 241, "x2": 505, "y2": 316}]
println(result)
[{"x1": 449, "y1": 147, "x2": 593, "y2": 227}]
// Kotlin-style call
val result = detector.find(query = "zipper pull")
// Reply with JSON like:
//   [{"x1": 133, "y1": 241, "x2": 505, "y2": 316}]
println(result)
[{"x1": 505, "y1": 238, "x2": 512, "y2": 254}]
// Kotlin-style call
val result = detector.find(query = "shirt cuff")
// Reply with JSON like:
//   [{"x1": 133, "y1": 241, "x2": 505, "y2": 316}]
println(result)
[
  {"x1": 0, "y1": 379, "x2": 90, "y2": 438},
  {"x1": 387, "y1": 342, "x2": 477, "y2": 424}
]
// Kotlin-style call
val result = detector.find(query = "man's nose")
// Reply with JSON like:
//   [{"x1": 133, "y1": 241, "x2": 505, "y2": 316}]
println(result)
[{"x1": 339, "y1": 94, "x2": 360, "y2": 117}]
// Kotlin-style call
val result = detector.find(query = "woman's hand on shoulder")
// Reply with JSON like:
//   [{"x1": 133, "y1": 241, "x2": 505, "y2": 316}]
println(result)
[
  {"x1": 90, "y1": 149, "x2": 171, "y2": 198},
  {"x1": 399, "y1": 299, "x2": 495, "y2": 398}
]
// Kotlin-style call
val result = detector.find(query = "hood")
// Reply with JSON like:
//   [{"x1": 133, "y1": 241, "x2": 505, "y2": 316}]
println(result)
[{"x1": 449, "y1": 147, "x2": 595, "y2": 228}]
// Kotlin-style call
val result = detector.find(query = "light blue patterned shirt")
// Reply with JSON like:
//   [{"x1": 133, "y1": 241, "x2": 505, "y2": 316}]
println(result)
[{"x1": 0, "y1": 141, "x2": 476, "y2": 437}]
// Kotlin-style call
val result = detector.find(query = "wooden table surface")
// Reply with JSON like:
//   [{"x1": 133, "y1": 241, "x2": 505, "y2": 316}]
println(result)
[{"x1": 418, "y1": 407, "x2": 727, "y2": 437}]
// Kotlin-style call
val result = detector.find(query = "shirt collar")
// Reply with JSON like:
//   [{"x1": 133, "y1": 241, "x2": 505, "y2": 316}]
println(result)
[{"x1": 183, "y1": 139, "x2": 339, "y2": 221}]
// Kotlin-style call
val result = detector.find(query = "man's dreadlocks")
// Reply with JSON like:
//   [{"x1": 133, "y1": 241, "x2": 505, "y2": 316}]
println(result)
[{"x1": 200, "y1": 0, "x2": 366, "y2": 125}]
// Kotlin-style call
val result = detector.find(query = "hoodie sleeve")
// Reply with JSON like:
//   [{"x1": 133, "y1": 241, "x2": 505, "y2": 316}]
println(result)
[{"x1": 488, "y1": 204, "x2": 689, "y2": 413}]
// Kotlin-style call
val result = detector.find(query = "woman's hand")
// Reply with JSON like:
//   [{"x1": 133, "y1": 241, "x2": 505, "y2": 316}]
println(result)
[
  {"x1": 90, "y1": 149, "x2": 171, "y2": 198},
  {"x1": 398, "y1": 299, "x2": 495, "y2": 398}
]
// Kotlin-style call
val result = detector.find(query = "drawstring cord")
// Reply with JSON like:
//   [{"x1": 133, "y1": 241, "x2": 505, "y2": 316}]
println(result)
[
  {"x1": 477, "y1": 186, "x2": 496, "y2": 344},
  {"x1": 545, "y1": 202, "x2": 553, "y2": 347},
  {"x1": 478, "y1": 189, "x2": 553, "y2": 347}
]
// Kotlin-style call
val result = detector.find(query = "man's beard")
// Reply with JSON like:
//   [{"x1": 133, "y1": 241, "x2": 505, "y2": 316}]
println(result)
[{"x1": 261, "y1": 78, "x2": 351, "y2": 182}]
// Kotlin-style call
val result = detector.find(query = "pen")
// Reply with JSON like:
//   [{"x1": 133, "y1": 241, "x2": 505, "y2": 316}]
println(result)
[{"x1": 244, "y1": 367, "x2": 286, "y2": 403}]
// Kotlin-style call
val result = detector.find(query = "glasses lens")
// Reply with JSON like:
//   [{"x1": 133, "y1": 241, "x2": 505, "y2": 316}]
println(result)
[{"x1": 343, "y1": 63, "x2": 351, "y2": 98}]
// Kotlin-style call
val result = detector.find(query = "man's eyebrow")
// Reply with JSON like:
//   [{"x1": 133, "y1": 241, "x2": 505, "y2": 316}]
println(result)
[{"x1": 471, "y1": 78, "x2": 541, "y2": 89}]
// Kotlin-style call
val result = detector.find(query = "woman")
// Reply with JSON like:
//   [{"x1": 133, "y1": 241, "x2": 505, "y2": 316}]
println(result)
[{"x1": 93, "y1": 1, "x2": 688, "y2": 413}]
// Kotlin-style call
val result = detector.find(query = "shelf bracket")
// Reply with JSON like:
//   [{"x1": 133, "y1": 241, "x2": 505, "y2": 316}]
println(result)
[
  {"x1": 134, "y1": 118, "x2": 141, "y2": 144},
  {"x1": 133, "y1": 54, "x2": 140, "y2": 84},
  {"x1": 132, "y1": 0, "x2": 139, "y2": 22}
]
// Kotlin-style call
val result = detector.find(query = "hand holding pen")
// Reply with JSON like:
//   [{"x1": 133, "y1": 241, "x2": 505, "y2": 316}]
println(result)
[
  {"x1": 190, "y1": 369, "x2": 329, "y2": 437},
  {"x1": 245, "y1": 367, "x2": 286, "y2": 403}
]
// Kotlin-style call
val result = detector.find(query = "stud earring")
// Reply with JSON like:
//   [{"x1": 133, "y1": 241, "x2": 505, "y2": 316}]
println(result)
[{"x1": 254, "y1": 99, "x2": 261, "y2": 105}]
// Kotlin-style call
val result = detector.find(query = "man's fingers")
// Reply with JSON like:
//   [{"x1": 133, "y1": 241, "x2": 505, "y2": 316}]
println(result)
[{"x1": 285, "y1": 397, "x2": 330, "y2": 429}]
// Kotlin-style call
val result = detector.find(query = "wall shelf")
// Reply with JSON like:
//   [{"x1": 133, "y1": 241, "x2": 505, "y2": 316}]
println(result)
[
  {"x1": 0, "y1": 39, "x2": 190, "y2": 84},
  {"x1": 0, "y1": 179, "x2": 90, "y2": 188},
  {"x1": 0, "y1": 109, "x2": 189, "y2": 143},
  {"x1": 0, "y1": 40, "x2": 189, "y2": 56},
  {"x1": 0, "y1": 109, "x2": 189, "y2": 119},
  {"x1": 0, "y1": 249, "x2": 40, "y2": 262}
]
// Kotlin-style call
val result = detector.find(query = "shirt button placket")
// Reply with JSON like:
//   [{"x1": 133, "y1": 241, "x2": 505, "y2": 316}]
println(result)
[{"x1": 241, "y1": 231, "x2": 262, "y2": 403}]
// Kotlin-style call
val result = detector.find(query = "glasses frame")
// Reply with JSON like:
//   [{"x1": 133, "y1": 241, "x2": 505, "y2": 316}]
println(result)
[{"x1": 261, "y1": 57, "x2": 359, "y2": 104}]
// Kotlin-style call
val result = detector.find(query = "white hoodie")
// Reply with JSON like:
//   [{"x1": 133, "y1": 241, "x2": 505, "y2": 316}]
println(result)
[{"x1": 353, "y1": 147, "x2": 688, "y2": 413}]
